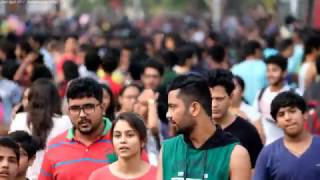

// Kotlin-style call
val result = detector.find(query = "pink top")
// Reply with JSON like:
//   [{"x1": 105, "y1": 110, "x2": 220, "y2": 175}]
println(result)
[{"x1": 89, "y1": 165, "x2": 157, "y2": 180}]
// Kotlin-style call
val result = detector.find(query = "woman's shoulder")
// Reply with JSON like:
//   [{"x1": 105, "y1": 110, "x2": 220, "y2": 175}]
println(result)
[
  {"x1": 52, "y1": 115, "x2": 72, "y2": 127},
  {"x1": 89, "y1": 165, "x2": 111, "y2": 180},
  {"x1": 49, "y1": 114, "x2": 72, "y2": 139},
  {"x1": 142, "y1": 165, "x2": 157, "y2": 179},
  {"x1": 9, "y1": 112, "x2": 29, "y2": 133}
]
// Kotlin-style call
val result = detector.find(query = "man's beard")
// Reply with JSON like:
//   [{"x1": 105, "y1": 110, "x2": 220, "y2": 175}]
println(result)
[{"x1": 175, "y1": 118, "x2": 195, "y2": 138}]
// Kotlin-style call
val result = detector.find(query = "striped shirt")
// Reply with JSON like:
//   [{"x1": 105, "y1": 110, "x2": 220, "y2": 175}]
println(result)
[{"x1": 39, "y1": 118, "x2": 115, "y2": 180}]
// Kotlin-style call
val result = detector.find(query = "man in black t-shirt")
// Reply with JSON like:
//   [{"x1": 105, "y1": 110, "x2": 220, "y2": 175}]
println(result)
[{"x1": 207, "y1": 69, "x2": 263, "y2": 168}]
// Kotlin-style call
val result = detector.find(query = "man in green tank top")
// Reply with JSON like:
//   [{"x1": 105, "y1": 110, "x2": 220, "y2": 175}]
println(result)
[{"x1": 157, "y1": 74, "x2": 251, "y2": 180}]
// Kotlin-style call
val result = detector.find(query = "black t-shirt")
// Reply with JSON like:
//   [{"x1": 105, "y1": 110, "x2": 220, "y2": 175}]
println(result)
[{"x1": 224, "y1": 116, "x2": 263, "y2": 168}]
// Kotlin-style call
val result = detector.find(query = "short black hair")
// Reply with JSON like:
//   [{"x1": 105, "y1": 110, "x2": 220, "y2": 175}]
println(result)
[
  {"x1": 175, "y1": 44, "x2": 196, "y2": 66},
  {"x1": 1, "y1": 61, "x2": 19, "y2": 80},
  {"x1": 84, "y1": 49, "x2": 101, "y2": 72},
  {"x1": 233, "y1": 75, "x2": 245, "y2": 91},
  {"x1": 242, "y1": 40, "x2": 261, "y2": 58},
  {"x1": 278, "y1": 38, "x2": 293, "y2": 52},
  {"x1": 207, "y1": 69, "x2": 235, "y2": 96},
  {"x1": 66, "y1": 77, "x2": 103, "y2": 102},
  {"x1": 142, "y1": 58, "x2": 164, "y2": 76},
  {"x1": 29, "y1": 32, "x2": 47, "y2": 47},
  {"x1": 207, "y1": 44, "x2": 226, "y2": 63},
  {"x1": 63, "y1": 60, "x2": 79, "y2": 81},
  {"x1": 0, "y1": 137, "x2": 20, "y2": 162},
  {"x1": 0, "y1": 40, "x2": 16, "y2": 60},
  {"x1": 17, "y1": 40, "x2": 32, "y2": 54},
  {"x1": 111, "y1": 112, "x2": 147, "y2": 144},
  {"x1": 304, "y1": 34, "x2": 320, "y2": 55},
  {"x1": 266, "y1": 55, "x2": 288, "y2": 71},
  {"x1": 129, "y1": 52, "x2": 149, "y2": 80},
  {"x1": 159, "y1": 50, "x2": 178, "y2": 68},
  {"x1": 100, "y1": 48, "x2": 120, "y2": 74},
  {"x1": 8, "y1": 131, "x2": 40, "y2": 159},
  {"x1": 167, "y1": 74, "x2": 212, "y2": 117},
  {"x1": 285, "y1": 15, "x2": 296, "y2": 25},
  {"x1": 271, "y1": 91, "x2": 307, "y2": 120},
  {"x1": 30, "y1": 64, "x2": 53, "y2": 83}
]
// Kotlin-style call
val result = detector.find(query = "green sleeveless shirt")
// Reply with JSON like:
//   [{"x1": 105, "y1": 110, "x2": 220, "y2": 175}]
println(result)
[{"x1": 162, "y1": 133, "x2": 237, "y2": 180}]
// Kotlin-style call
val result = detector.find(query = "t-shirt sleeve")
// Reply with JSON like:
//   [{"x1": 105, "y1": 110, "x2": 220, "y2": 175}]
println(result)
[
  {"x1": 242, "y1": 123, "x2": 263, "y2": 168},
  {"x1": 252, "y1": 90, "x2": 261, "y2": 112},
  {"x1": 253, "y1": 147, "x2": 270, "y2": 180},
  {"x1": 38, "y1": 150, "x2": 54, "y2": 180},
  {"x1": 9, "y1": 113, "x2": 27, "y2": 133}
]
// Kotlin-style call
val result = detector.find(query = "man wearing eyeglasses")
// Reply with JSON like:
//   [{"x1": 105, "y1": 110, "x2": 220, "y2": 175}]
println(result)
[{"x1": 39, "y1": 77, "x2": 113, "y2": 180}]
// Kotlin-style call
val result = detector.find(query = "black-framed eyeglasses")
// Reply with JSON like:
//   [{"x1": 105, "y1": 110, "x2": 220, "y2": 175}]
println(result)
[{"x1": 68, "y1": 103, "x2": 101, "y2": 116}]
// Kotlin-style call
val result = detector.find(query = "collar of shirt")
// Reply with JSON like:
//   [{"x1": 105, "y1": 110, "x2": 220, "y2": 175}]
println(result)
[
  {"x1": 183, "y1": 125, "x2": 239, "y2": 150},
  {"x1": 66, "y1": 117, "x2": 112, "y2": 141}
]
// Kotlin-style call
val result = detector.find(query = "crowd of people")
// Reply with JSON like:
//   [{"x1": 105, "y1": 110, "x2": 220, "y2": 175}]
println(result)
[{"x1": 0, "y1": 9, "x2": 319, "y2": 180}]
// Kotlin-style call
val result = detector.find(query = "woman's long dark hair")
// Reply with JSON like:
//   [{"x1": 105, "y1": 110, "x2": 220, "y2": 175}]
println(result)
[
  {"x1": 27, "y1": 78, "x2": 62, "y2": 149},
  {"x1": 100, "y1": 83, "x2": 115, "y2": 121}
]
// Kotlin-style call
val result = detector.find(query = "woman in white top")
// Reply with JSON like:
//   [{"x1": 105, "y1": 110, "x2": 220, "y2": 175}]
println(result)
[
  {"x1": 9, "y1": 78, "x2": 72, "y2": 180},
  {"x1": 298, "y1": 36, "x2": 318, "y2": 93}
]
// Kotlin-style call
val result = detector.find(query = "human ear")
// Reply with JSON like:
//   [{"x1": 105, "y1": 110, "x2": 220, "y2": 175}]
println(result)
[{"x1": 189, "y1": 102, "x2": 200, "y2": 116}]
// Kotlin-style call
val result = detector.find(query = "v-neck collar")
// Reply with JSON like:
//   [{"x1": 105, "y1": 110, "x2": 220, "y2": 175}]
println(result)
[{"x1": 281, "y1": 136, "x2": 314, "y2": 159}]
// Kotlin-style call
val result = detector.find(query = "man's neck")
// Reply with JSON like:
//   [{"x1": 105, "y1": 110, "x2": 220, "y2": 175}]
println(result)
[
  {"x1": 246, "y1": 55, "x2": 258, "y2": 61},
  {"x1": 284, "y1": 131, "x2": 313, "y2": 156},
  {"x1": 188, "y1": 116, "x2": 216, "y2": 148},
  {"x1": 284, "y1": 131, "x2": 311, "y2": 144},
  {"x1": 115, "y1": 155, "x2": 146, "y2": 175},
  {"x1": 305, "y1": 54, "x2": 316, "y2": 63},
  {"x1": 231, "y1": 100, "x2": 241, "y2": 108},
  {"x1": 75, "y1": 122, "x2": 105, "y2": 146},
  {"x1": 269, "y1": 81, "x2": 285, "y2": 92},
  {"x1": 214, "y1": 110, "x2": 236, "y2": 129}
]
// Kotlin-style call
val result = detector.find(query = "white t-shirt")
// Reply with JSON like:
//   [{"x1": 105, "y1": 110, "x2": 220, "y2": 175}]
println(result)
[
  {"x1": 9, "y1": 112, "x2": 72, "y2": 180},
  {"x1": 240, "y1": 101, "x2": 261, "y2": 123},
  {"x1": 252, "y1": 85, "x2": 292, "y2": 145}
]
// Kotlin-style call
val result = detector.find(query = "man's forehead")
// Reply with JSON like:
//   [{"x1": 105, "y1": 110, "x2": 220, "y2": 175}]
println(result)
[
  {"x1": 168, "y1": 89, "x2": 181, "y2": 97},
  {"x1": 144, "y1": 67, "x2": 160, "y2": 75},
  {"x1": 0, "y1": 147, "x2": 16, "y2": 157},
  {"x1": 278, "y1": 106, "x2": 296, "y2": 112},
  {"x1": 68, "y1": 97, "x2": 98, "y2": 104}
]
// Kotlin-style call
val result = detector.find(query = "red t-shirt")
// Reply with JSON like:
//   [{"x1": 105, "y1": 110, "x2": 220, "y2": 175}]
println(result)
[
  {"x1": 102, "y1": 75, "x2": 122, "y2": 96},
  {"x1": 89, "y1": 165, "x2": 157, "y2": 180}
]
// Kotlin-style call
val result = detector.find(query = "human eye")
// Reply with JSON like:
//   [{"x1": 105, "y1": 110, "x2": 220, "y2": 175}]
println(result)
[
  {"x1": 168, "y1": 104, "x2": 176, "y2": 109},
  {"x1": 83, "y1": 104, "x2": 95, "y2": 110},
  {"x1": 277, "y1": 112, "x2": 284, "y2": 118},
  {"x1": 69, "y1": 106, "x2": 80, "y2": 113},
  {"x1": 8, "y1": 157, "x2": 17, "y2": 164},
  {"x1": 113, "y1": 133, "x2": 121, "y2": 138},
  {"x1": 127, "y1": 132, "x2": 136, "y2": 137}
]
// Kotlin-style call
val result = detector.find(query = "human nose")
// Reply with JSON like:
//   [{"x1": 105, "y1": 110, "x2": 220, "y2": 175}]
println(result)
[
  {"x1": 0, "y1": 160, "x2": 9, "y2": 168},
  {"x1": 166, "y1": 110, "x2": 171, "y2": 120},
  {"x1": 120, "y1": 135, "x2": 127, "y2": 143},
  {"x1": 283, "y1": 112, "x2": 291, "y2": 122},
  {"x1": 79, "y1": 108, "x2": 86, "y2": 117}
]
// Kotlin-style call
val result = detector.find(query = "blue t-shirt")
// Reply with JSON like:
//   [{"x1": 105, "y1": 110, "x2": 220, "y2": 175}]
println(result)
[
  {"x1": 253, "y1": 136, "x2": 320, "y2": 180},
  {"x1": 231, "y1": 59, "x2": 267, "y2": 104}
]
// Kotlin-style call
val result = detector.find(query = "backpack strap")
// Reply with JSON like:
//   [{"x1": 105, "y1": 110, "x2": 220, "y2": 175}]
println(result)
[{"x1": 258, "y1": 87, "x2": 267, "y2": 112}]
